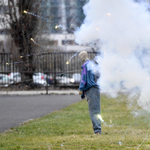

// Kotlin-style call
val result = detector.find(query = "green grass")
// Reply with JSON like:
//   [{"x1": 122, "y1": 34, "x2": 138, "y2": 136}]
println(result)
[{"x1": 0, "y1": 94, "x2": 150, "y2": 150}]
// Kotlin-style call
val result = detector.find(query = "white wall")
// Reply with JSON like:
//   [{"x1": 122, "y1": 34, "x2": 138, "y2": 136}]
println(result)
[{"x1": 41, "y1": 33, "x2": 91, "y2": 52}]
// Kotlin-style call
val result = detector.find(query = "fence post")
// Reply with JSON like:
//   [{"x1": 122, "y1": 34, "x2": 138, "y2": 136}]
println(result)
[
  {"x1": 54, "y1": 53, "x2": 56, "y2": 87},
  {"x1": 46, "y1": 74, "x2": 48, "y2": 94}
]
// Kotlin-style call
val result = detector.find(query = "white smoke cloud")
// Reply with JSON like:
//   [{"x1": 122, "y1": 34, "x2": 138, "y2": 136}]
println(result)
[{"x1": 75, "y1": 0, "x2": 150, "y2": 113}]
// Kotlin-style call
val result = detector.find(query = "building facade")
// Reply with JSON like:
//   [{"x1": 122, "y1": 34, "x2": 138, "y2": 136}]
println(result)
[
  {"x1": 38, "y1": 0, "x2": 90, "y2": 51},
  {"x1": 0, "y1": 0, "x2": 90, "y2": 53},
  {"x1": 40, "y1": 0, "x2": 89, "y2": 34}
]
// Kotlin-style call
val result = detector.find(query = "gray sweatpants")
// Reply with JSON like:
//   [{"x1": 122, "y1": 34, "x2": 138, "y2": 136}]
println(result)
[{"x1": 85, "y1": 86, "x2": 101, "y2": 133}]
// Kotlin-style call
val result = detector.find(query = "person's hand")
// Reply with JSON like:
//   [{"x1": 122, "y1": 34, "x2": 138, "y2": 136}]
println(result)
[
  {"x1": 81, "y1": 93, "x2": 85, "y2": 99},
  {"x1": 78, "y1": 90, "x2": 82, "y2": 95}
]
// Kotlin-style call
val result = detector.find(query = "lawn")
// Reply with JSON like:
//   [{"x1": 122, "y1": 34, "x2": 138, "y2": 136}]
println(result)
[{"x1": 0, "y1": 94, "x2": 150, "y2": 150}]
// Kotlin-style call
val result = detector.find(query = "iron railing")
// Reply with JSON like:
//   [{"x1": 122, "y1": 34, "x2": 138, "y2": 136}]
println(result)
[{"x1": 0, "y1": 52, "x2": 100, "y2": 90}]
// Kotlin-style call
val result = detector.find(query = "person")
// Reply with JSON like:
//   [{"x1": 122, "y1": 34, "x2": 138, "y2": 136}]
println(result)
[{"x1": 78, "y1": 51, "x2": 101, "y2": 135}]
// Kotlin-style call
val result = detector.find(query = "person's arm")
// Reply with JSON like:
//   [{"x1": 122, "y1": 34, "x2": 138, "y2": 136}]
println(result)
[{"x1": 79, "y1": 64, "x2": 87, "y2": 91}]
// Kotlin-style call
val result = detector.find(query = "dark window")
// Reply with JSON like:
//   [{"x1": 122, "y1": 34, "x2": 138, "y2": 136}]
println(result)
[
  {"x1": 0, "y1": 5, "x2": 10, "y2": 14},
  {"x1": 62, "y1": 40, "x2": 75, "y2": 45}
]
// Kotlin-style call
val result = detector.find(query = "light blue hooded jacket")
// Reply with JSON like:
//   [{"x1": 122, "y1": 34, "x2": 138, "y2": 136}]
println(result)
[{"x1": 79, "y1": 60, "x2": 98, "y2": 98}]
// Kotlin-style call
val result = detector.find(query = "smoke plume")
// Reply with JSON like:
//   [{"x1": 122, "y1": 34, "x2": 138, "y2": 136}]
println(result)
[{"x1": 75, "y1": 0, "x2": 150, "y2": 113}]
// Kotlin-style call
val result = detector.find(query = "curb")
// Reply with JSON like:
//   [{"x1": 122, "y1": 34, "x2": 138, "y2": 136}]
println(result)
[{"x1": 0, "y1": 90, "x2": 79, "y2": 95}]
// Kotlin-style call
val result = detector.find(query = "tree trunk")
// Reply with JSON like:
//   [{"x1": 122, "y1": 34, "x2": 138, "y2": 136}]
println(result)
[{"x1": 7, "y1": 0, "x2": 39, "y2": 88}]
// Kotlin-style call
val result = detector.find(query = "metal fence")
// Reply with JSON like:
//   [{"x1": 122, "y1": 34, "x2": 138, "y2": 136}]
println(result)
[{"x1": 0, "y1": 52, "x2": 99, "y2": 90}]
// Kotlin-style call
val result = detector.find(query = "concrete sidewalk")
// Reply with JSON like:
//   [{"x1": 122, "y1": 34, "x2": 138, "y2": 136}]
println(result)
[{"x1": 0, "y1": 90, "x2": 79, "y2": 95}]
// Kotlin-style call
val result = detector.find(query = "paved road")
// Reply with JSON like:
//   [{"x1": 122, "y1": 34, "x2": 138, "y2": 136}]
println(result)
[{"x1": 0, "y1": 95, "x2": 81, "y2": 133}]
